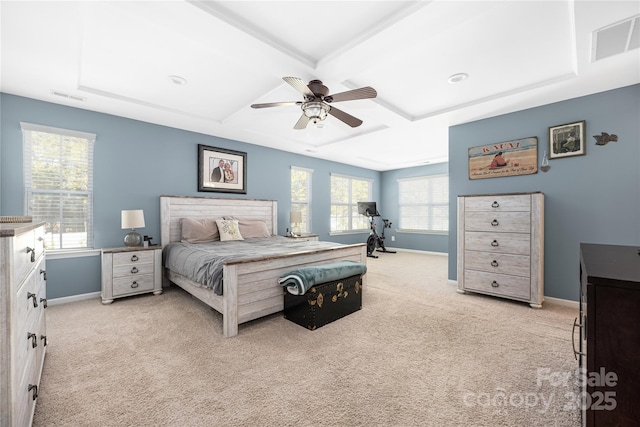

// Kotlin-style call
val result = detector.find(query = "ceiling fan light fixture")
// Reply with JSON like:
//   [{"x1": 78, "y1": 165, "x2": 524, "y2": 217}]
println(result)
[{"x1": 302, "y1": 101, "x2": 329, "y2": 121}]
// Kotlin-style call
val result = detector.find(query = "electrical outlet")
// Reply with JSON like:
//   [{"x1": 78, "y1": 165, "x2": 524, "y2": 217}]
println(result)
[{"x1": 391, "y1": 236, "x2": 395, "y2": 241}]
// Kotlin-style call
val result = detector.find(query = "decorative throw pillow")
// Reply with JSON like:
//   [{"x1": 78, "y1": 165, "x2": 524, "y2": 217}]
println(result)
[
  {"x1": 238, "y1": 219, "x2": 271, "y2": 238},
  {"x1": 216, "y1": 219, "x2": 244, "y2": 241},
  {"x1": 180, "y1": 218, "x2": 220, "y2": 243}
]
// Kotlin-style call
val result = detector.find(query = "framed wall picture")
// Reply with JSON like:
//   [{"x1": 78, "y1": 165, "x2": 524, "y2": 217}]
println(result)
[
  {"x1": 468, "y1": 137, "x2": 538, "y2": 180},
  {"x1": 198, "y1": 144, "x2": 247, "y2": 193},
  {"x1": 549, "y1": 120, "x2": 586, "y2": 159}
]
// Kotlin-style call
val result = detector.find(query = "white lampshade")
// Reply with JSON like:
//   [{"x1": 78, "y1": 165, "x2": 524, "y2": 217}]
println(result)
[
  {"x1": 290, "y1": 210, "x2": 302, "y2": 224},
  {"x1": 121, "y1": 210, "x2": 145, "y2": 230}
]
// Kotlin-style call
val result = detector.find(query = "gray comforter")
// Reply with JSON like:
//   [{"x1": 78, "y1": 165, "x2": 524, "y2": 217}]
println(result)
[{"x1": 162, "y1": 236, "x2": 342, "y2": 295}]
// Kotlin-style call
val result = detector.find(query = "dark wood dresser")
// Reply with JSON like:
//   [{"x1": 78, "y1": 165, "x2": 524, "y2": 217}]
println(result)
[{"x1": 577, "y1": 243, "x2": 640, "y2": 427}]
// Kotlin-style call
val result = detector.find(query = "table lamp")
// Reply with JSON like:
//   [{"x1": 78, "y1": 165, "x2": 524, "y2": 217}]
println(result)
[
  {"x1": 290, "y1": 210, "x2": 302, "y2": 237},
  {"x1": 121, "y1": 209, "x2": 145, "y2": 247}
]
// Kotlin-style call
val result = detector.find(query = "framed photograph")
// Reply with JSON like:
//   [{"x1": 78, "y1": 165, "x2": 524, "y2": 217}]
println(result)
[
  {"x1": 468, "y1": 137, "x2": 538, "y2": 180},
  {"x1": 198, "y1": 144, "x2": 247, "y2": 193},
  {"x1": 549, "y1": 120, "x2": 586, "y2": 159}
]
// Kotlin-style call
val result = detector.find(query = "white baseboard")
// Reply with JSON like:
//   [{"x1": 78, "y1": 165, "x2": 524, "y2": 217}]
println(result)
[
  {"x1": 48, "y1": 291, "x2": 101, "y2": 306},
  {"x1": 543, "y1": 296, "x2": 579, "y2": 309},
  {"x1": 385, "y1": 247, "x2": 448, "y2": 256}
]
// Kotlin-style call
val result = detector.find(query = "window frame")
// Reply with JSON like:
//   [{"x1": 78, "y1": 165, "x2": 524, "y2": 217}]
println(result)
[
  {"x1": 290, "y1": 166, "x2": 313, "y2": 234},
  {"x1": 21, "y1": 122, "x2": 96, "y2": 251},
  {"x1": 397, "y1": 174, "x2": 449, "y2": 235},
  {"x1": 330, "y1": 173, "x2": 373, "y2": 234}
]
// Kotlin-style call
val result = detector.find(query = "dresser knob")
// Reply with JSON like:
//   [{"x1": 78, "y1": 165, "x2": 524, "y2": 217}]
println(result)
[
  {"x1": 491, "y1": 260, "x2": 499, "y2": 267},
  {"x1": 41, "y1": 335, "x2": 48, "y2": 346},
  {"x1": 131, "y1": 255, "x2": 139, "y2": 262},
  {"x1": 40, "y1": 269, "x2": 47, "y2": 280},
  {"x1": 131, "y1": 281, "x2": 139, "y2": 289},
  {"x1": 40, "y1": 298, "x2": 48, "y2": 309},
  {"x1": 27, "y1": 332, "x2": 38, "y2": 348},
  {"x1": 491, "y1": 240, "x2": 499, "y2": 247},
  {"x1": 131, "y1": 267, "x2": 139, "y2": 274},
  {"x1": 28, "y1": 384, "x2": 38, "y2": 400},
  {"x1": 27, "y1": 292, "x2": 38, "y2": 308},
  {"x1": 26, "y1": 246, "x2": 35, "y2": 262},
  {"x1": 491, "y1": 281, "x2": 499, "y2": 288},
  {"x1": 491, "y1": 219, "x2": 499, "y2": 226},
  {"x1": 491, "y1": 201, "x2": 499, "y2": 208}
]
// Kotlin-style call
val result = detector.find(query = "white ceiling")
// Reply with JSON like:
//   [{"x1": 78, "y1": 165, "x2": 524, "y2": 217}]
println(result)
[{"x1": 1, "y1": 1, "x2": 639, "y2": 171}]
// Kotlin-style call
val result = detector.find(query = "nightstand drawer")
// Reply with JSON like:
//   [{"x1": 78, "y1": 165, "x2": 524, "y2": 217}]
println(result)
[
  {"x1": 113, "y1": 262, "x2": 154, "y2": 278},
  {"x1": 112, "y1": 274, "x2": 154, "y2": 296},
  {"x1": 112, "y1": 250, "x2": 154, "y2": 266}
]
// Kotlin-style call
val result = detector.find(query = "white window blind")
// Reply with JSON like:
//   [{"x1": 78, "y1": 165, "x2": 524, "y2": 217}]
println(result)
[
  {"x1": 398, "y1": 174, "x2": 449, "y2": 232},
  {"x1": 21, "y1": 122, "x2": 96, "y2": 250},
  {"x1": 330, "y1": 173, "x2": 372, "y2": 232},
  {"x1": 291, "y1": 166, "x2": 313, "y2": 234}
]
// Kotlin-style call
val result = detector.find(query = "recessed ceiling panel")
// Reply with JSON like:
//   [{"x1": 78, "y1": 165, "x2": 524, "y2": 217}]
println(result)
[
  {"x1": 78, "y1": 2, "x2": 279, "y2": 121},
  {"x1": 356, "y1": 1, "x2": 575, "y2": 119},
  {"x1": 199, "y1": 1, "x2": 419, "y2": 65}
]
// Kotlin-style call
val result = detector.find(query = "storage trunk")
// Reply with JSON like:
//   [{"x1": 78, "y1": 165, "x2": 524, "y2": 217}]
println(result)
[{"x1": 284, "y1": 274, "x2": 363, "y2": 330}]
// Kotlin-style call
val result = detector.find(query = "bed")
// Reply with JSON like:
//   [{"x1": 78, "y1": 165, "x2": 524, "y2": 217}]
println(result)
[{"x1": 160, "y1": 195, "x2": 367, "y2": 337}]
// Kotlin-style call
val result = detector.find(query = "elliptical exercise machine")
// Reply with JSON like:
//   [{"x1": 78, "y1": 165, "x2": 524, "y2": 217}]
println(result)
[{"x1": 357, "y1": 201, "x2": 396, "y2": 258}]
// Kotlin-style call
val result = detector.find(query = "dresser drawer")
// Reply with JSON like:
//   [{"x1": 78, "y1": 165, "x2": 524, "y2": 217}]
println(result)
[
  {"x1": 113, "y1": 250, "x2": 154, "y2": 266},
  {"x1": 464, "y1": 194, "x2": 531, "y2": 212},
  {"x1": 112, "y1": 274, "x2": 154, "y2": 297},
  {"x1": 17, "y1": 337, "x2": 40, "y2": 427},
  {"x1": 465, "y1": 211, "x2": 531, "y2": 233},
  {"x1": 12, "y1": 229, "x2": 35, "y2": 286},
  {"x1": 464, "y1": 231, "x2": 530, "y2": 255},
  {"x1": 15, "y1": 258, "x2": 45, "y2": 338},
  {"x1": 464, "y1": 270, "x2": 531, "y2": 300},
  {"x1": 464, "y1": 251, "x2": 531, "y2": 277}
]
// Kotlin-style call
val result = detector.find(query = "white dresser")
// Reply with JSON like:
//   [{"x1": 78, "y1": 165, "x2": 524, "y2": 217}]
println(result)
[
  {"x1": 457, "y1": 192, "x2": 544, "y2": 308},
  {"x1": 101, "y1": 246, "x2": 163, "y2": 304},
  {"x1": 0, "y1": 222, "x2": 47, "y2": 427}
]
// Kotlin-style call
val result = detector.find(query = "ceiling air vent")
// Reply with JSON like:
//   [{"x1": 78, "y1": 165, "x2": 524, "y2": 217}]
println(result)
[
  {"x1": 592, "y1": 15, "x2": 640, "y2": 62},
  {"x1": 51, "y1": 90, "x2": 86, "y2": 102}
]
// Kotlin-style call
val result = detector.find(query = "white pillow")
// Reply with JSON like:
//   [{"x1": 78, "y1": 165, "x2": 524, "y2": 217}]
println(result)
[{"x1": 215, "y1": 219, "x2": 244, "y2": 241}]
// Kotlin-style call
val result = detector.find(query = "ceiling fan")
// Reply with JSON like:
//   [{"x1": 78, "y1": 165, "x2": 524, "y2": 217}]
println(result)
[{"x1": 251, "y1": 77, "x2": 377, "y2": 129}]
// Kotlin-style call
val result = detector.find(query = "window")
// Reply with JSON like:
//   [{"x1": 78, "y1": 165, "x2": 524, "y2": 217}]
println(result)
[
  {"x1": 21, "y1": 122, "x2": 96, "y2": 250},
  {"x1": 398, "y1": 174, "x2": 449, "y2": 233},
  {"x1": 291, "y1": 166, "x2": 312, "y2": 233},
  {"x1": 330, "y1": 174, "x2": 372, "y2": 232}
]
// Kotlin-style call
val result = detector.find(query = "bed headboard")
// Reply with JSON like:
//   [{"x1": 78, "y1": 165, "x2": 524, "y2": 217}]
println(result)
[{"x1": 160, "y1": 195, "x2": 278, "y2": 247}]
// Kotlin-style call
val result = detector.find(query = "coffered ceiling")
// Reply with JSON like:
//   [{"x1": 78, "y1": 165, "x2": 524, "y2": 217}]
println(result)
[{"x1": 1, "y1": 1, "x2": 638, "y2": 170}]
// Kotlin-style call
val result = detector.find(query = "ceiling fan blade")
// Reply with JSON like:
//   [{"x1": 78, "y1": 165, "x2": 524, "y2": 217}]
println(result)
[
  {"x1": 283, "y1": 77, "x2": 315, "y2": 99},
  {"x1": 251, "y1": 101, "x2": 301, "y2": 109},
  {"x1": 325, "y1": 86, "x2": 377, "y2": 103},
  {"x1": 328, "y1": 106, "x2": 363, "y2": 128},
  {"x1": 293, "y1": 114, "x2": 310, "y2": 130}
]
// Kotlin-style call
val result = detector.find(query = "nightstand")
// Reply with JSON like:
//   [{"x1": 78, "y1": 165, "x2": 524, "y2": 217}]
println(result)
[
  {"x1": 101, "y1": 246, "x2": 162, "y2": 304},
  {"x1": 285, "y1": 234, "x2": 319, "y2": 242}
]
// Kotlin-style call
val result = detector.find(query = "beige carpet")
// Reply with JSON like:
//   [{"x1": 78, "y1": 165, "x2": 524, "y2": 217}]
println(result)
[{"x1": 34, "y1": 251, "x2": 580, "y2": 427}]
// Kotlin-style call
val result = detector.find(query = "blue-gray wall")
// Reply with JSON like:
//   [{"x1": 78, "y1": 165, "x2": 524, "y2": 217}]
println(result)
[
  {"x1": 380, "y1": 162, "x2": 449, "y2": 253},
  {"x1": 0, "y1": 93, "x2": 380, "y2": 299},
  {"x1": 448, "y1": 84, "x2": 640, "y2": 301}
]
